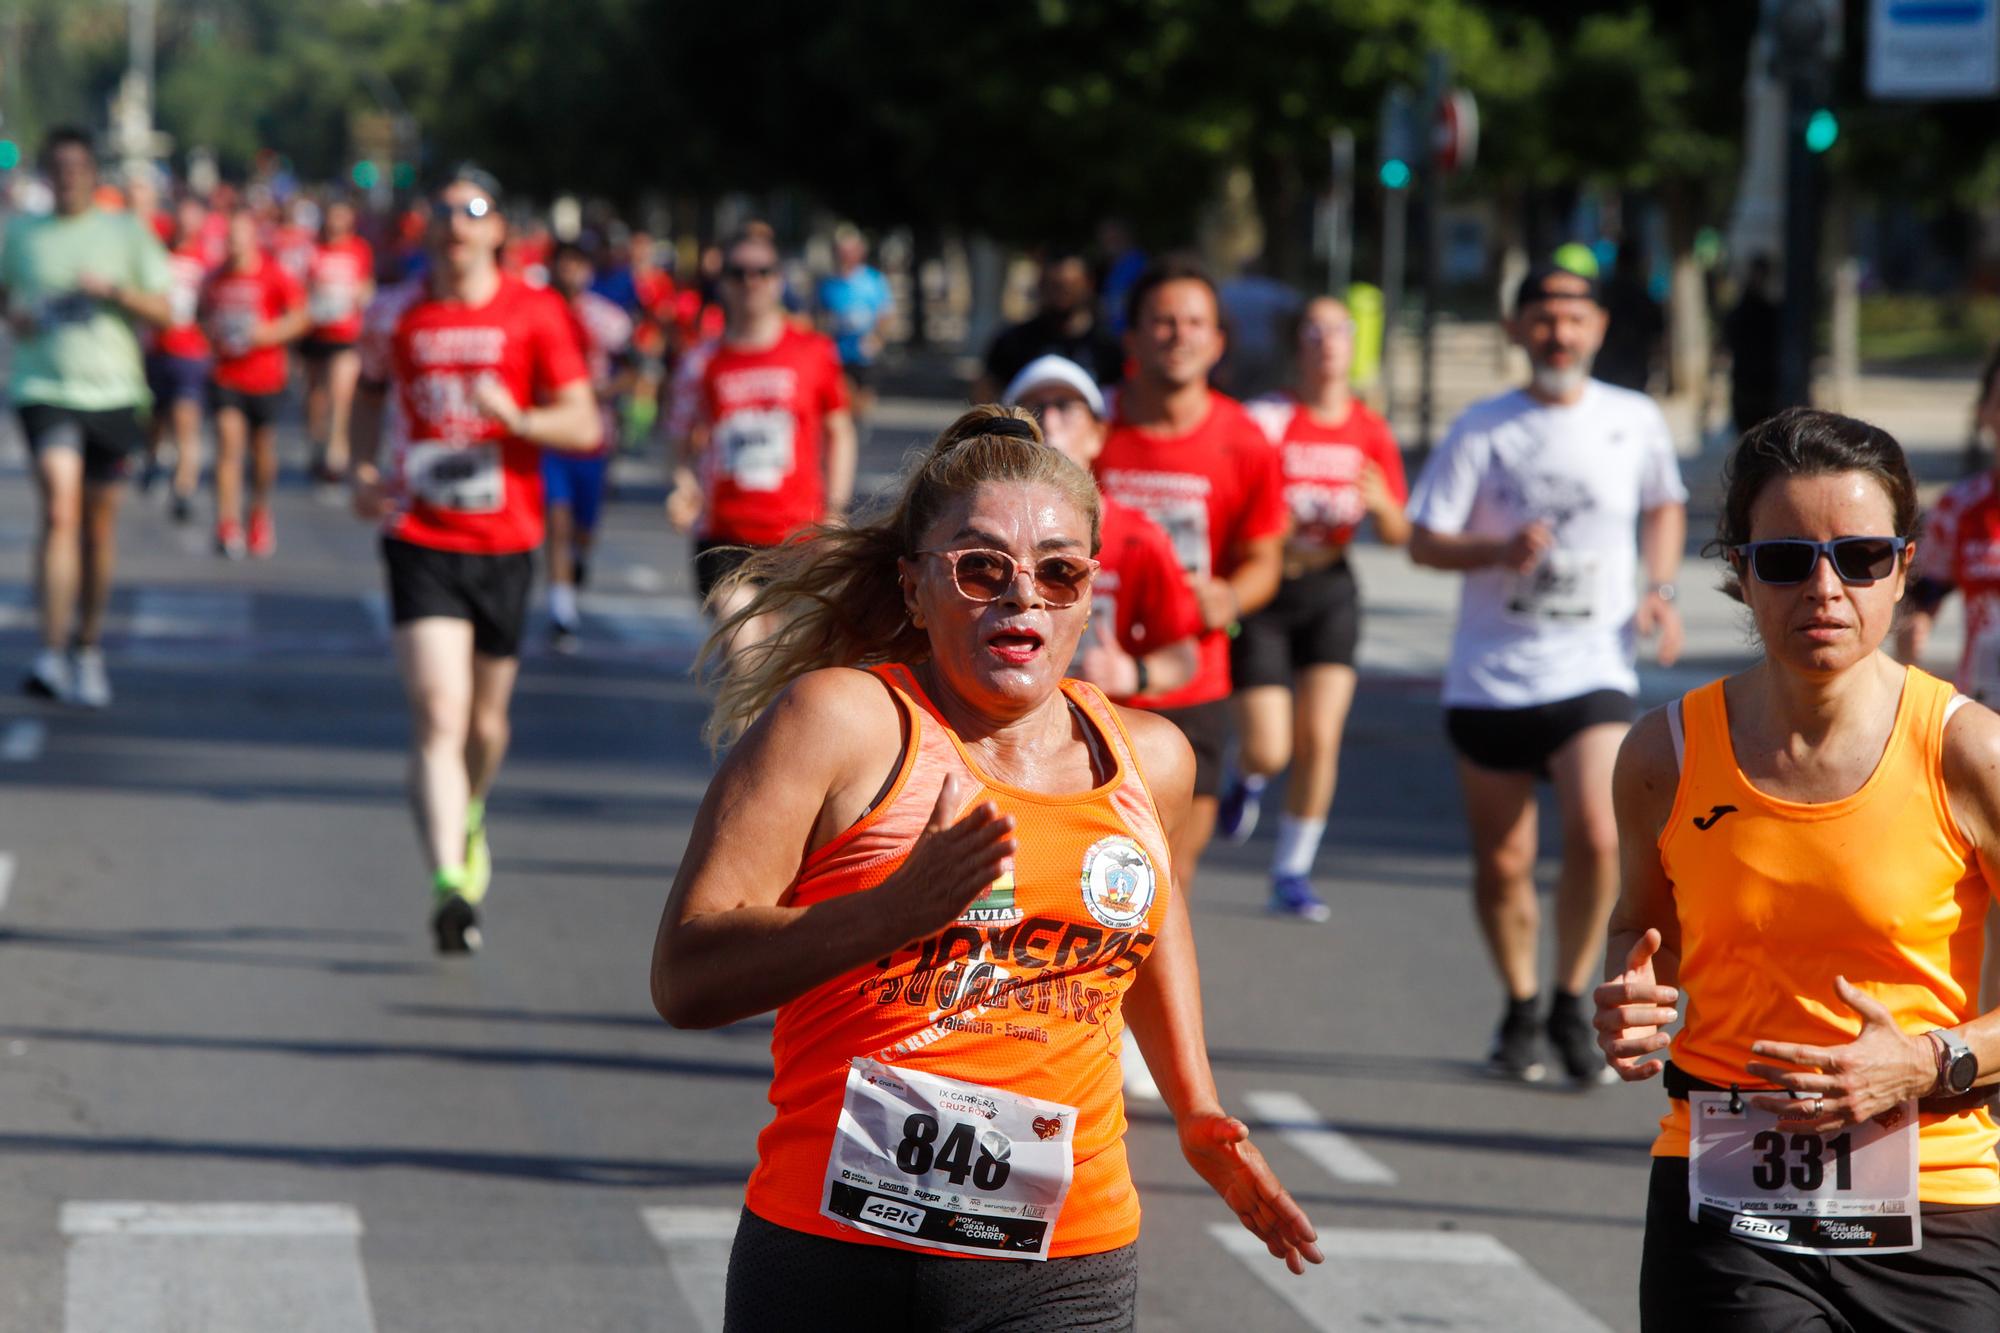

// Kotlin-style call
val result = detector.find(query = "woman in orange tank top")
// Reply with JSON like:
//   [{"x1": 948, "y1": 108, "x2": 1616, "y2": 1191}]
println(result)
[
  {"x1": 1595, "y1": 408, "x2": 2000, "y2": 1329},
  {"x1": 652, "y1": 406, "x2": 1321, "y2": 1331}
]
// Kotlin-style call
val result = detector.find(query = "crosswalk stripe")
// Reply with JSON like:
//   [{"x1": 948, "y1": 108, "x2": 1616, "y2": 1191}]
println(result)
[
  {"x1": 62, "y1": 1203, "x2": 377, "y2": 1333},
  {"x1": 0, "y1": 851, "x2": 13, "y2": 912},
  {"x1": 1242, "y1": 1090, "x2": 1396, "y2": 1185},
  {"x1": 1208, "y1": 1225, "x2": 1610, "y2": 1333},
  {"x1": 2, "y1": 718, "x2": 46, "y2": 762},
  {"x1": 640, "y1": 1205, "x2": 737, "y2": 1333}
]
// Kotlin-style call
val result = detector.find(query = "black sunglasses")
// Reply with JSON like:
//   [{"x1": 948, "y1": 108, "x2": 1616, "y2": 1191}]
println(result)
[
  {"x1": 724, "y1": 264, "x2": 777, "y2": 282},
  {"x1": 431, "y1": 198, "x2": 493, "y2": 221},
  {"x1": 1730, "y1": 536, "x2": 1908, "y2": 586}
]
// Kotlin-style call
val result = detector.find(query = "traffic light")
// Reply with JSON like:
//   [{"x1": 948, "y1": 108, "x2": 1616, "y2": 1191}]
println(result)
[
  {"x1": 1804, "y1": 108, "x2": 1838, "y2": 153},
  {"x1": 350, "y1": 160, "x2": 380, "y2": 189},
  {"x1": 0, "y1": 139, "x2": 17, "y2": 171},
  {"x1": 1379, "y1": 158, "x2": 1411, "y2": 190}
]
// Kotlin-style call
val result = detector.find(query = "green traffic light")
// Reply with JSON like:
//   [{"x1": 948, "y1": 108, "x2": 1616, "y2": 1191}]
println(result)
[
  {"x1": 1805, "y1": 108, "x2": 1838, "y2": 154},
  {"x1": 1379, "y1": 159, "x2": 1411, "y2": 190},
  {"x1": 351, "y1": 161, "x2": 380, "y2": 189},
  {"x1": 0, "y1": 140, "x2": 18, "y2": 171}
]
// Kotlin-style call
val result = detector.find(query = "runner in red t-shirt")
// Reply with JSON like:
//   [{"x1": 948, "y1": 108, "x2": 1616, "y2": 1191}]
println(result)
[
  {"x1": 350, "y1": 166, "x2": 598, "y2": 954},
  {"x1": 300, "y1": 198, "x2": 376, "y2": 484},
  {"x1": 142, "y1": 195, "x2": 215, "y2": 523},
  {"x1": 1898, "y1": 347, "x2": 2000, "y2": 1009},
  {"x1": 1093, "y1": 259, "x2": 1287, "y2": 887},
  {"x1": 1004, "y1": 354, "x2": 1201, "y2": 702},
  {"x1": 201, "y1": 208, "x2": 307, "y2": 558},
  {"x1": 1224, "y1": 297, "x2": 1412, "y2": 920},
  {"x1": 666, "y1": 221, "x2": 855, "y2": 665}
]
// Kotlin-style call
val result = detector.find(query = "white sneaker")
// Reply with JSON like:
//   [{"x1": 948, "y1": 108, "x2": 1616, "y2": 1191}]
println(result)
[
  {"x1": 22, "y1": 647, "x2": 70, "y2": 701},
  {"x1": 70, "y1": 647, "x2": 111, "y2": 709}
]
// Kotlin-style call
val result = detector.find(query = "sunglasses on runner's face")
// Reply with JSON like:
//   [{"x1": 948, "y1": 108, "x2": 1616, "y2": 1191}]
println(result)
[
  {"x1": 918, "y1": 548, "x2": 1099, "y2": 607},
  {"x1": 432, "y1": 198, "x2": 493, "y2": 221},
  {"x1": 724, "y1": 264, "x2": 777, "y2": 282},
  {"x1": 1731, "y1": 536, "x2": 1908, "y2": 586}
]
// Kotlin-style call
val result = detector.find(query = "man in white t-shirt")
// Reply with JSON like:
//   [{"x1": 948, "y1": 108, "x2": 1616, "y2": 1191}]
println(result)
[{"x1": 1408, "y1": 264, "x2": 1687, "y2": 1086}]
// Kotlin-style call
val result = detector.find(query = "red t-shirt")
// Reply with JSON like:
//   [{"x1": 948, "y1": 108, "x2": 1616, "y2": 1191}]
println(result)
[
  {"x1": 1083, "y1": 498, "x2": 1203, "y2": 697},
  {"x1": 697, "y1": 325, "x2": 849, "y2": 546},
  {"x1": 1094, "y1": 393, "x2": 1288, "y2": 709},
  {"x1": 359, "y1": 274, "x2": 591, "y2": 555},
  {"x1": 272, "y1": 223, "x2": 316, "y2": 284},
  {"x1": 306, "y1": 237, "x2": 375, "y2": 343},
  {"x1": 154, "y1": 243, "x2": 212, "y2": 361},
  {"x1": 203, "y1": 255, "x2": 304, "y2": 395},
  {"x1": 1917, "y1": 470, "x2": 2000, "y2": 701},
  {"x1": 1246, "y1": 395, "x2": 1408, "y2": 550}
]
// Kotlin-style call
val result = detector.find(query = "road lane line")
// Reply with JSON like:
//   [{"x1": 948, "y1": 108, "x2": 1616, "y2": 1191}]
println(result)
[
  {"x1": 0, "y1": 851, "x2": 13, "y2": 912},
  {"x1": 640, "y1": 1205, "x2": 737, "y2": 1333},
  {"x1": 1209, "y1": 1225, "x2": 1610, "y2": 1332},
  {"x1": 1242, "y1": 1090, "x2": 1396, "y2": 1185},
  {"x1": 62, "y1": 1202, "x2": 377, "y2": 1333},
  {"x1": 2, "y1": 719, "x2": 46, "y2": 762}
]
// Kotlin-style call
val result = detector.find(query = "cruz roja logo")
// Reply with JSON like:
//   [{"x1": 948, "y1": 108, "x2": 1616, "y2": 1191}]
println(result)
[
  {"x1": 1692, "y1": 804, "x2": 1739, "y2": 831},
  {"x1": 1079, "y1": 836, "x2": 1156, "y2": 930},
  {"x1": 959, "y1": 868, "x2": 1023, "y2": 925}
]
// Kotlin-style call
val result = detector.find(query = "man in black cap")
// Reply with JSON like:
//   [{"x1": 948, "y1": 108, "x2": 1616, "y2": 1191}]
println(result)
[{"x1": 1405, "y1": 262, "x2": 1689, "y2": 1086}]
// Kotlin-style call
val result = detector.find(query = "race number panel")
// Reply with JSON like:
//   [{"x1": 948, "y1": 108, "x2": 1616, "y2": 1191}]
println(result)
[
  {"x1": 1505, "y1": 550, "x2": 1598, "y2": 625},
  {"x1": 1688, "y1": 1092, "x2": 1920, "y2": 1255},
  {"x1": 404, "y1": 441, "x2": 505, "y2": 515},
  {"x1": 821, "y1": 1056, "x2": 1076, "y2": 1260},
  {"x1": 1153, "y1": 498, "x2": 1212, "y2": 580},
  {"x1": 715, "y1": 408, "x2": 796, "y2": 493},
  {"x1": 310, "y1": 283, "x2": 356, "y2": 326}
]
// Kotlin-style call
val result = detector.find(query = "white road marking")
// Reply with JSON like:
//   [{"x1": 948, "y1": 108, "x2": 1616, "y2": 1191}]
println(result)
[
  {"x1": 1209, "y1": 1225, "x2": 1610, "y2": 1333},
  {"x1": 622, "y1": 564, "x2": 666, "y2": 592},
  {"x1": 62, "y1": 1203, "x2": 377, "y2": 1333},
  {"x1": 640, "y1": 1205, "x2": 737, "y2": 1333},
  {"x1": 1242, "y1": 1090, "x2": 1396, "y2": 1185},
  {"x1": 1121, "y1": 1040, "x2": 1161, "y2": 1102},
  {"x1": 0, "y1": 851, "x2": 13, "y2": 912},
  {"x1": 2, "y1": 719, "x2": 47, "y2": 762}
]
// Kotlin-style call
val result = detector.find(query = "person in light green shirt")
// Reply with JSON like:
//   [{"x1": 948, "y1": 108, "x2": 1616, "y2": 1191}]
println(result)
[{"x1": 0, "y1": 127, "x2": 172, "y2": 708}]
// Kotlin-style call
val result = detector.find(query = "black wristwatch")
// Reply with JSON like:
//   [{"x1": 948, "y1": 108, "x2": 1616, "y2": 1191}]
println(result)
[
  {"x1": 1133, "y1": 658, "x2": 1149, "y2": 696},
  {"x1": 1930, "y1": 1028, "x2": 1979, "y2": 1096}
]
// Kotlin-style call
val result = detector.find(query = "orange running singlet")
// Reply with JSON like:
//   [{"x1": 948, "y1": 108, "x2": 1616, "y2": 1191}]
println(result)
[
  {"x1": 1655, "y1": 667, "x2": 2000, "y2": 1205},
  {"x1": 742, "y1": 664, "x2": 1174, "y2": 1257}
]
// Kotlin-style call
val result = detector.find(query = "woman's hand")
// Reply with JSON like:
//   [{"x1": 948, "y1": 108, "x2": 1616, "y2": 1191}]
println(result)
[
  {"x1": 1746, "y1": 975, "x2": 1938, "y2": 1133},
  {"x1": 1179, "y1": 1111, "x2": 1322, "y2": 1275},
  {"x1": 1074, "y1": 641, "x2": 1140, "y2": 698},
  {"x1": 876, "y1": 774, "x2": 1017, "y2": 944},
  {"x1": 1593, "y1": 928, "x2": 1679, "y2": 1081}
]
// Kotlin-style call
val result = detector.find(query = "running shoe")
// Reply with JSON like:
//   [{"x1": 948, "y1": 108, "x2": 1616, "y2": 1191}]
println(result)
[
  {"x1": 22, "y1": 647, "x2": 70, "y2": 701},
  {"x1": 1547, "y1": 994, "x2": 1618, "y2": 1086},
  {"x1": 1215, "y1": 773, "x2": 1262, "y2": 844},
  {"x1": 215, "y1": 519, "x2": 246, "y2": 560},
  {"x1": 247, "y1": 508, "x2": 275, "y2": 559},
  {"x1": 69, "y1": 647, "x2": 111, "y2": 709},
  {"x1": 1267, "y1": 873, "x2": 1331, "y2": 922},
  {"x1": 431, "y1": 893, "x2": 482, "y2": 955},
  {"x1": 550, "y1": 622, "x2": 580, "y2": 656},
  {"x1": 170, "y1": 493, "x2": 193, "y2": 525},
  {"x1": 1487, "y1": 1002, "x2": 1548, "y2": 1083}
]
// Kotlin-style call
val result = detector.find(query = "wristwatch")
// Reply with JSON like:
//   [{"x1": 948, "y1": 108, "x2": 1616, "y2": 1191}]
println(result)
[
  {"x1": 1930, "y1": 1028, "x2": 1979, "y2": 1096},
  {"x1": 1647, "y1": 582, "x2": 1678, "y2": 603}
]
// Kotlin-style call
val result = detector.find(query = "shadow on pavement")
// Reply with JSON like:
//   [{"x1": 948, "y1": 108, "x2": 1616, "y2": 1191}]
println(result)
[{"x1": 0, "y1": 925, "x2": 427, "y2": 975}]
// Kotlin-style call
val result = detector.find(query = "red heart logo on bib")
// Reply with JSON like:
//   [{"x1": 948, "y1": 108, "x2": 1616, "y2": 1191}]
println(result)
[{"x1": 1032, "y1": 1116, "x2": 1062, "y2": 1141}]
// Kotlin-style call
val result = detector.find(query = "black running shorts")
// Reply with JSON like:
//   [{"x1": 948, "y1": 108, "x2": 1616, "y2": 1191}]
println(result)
[
  {"x1": 1230, "y1": 559, "x2": 1361, "y2": 688},
  {"x1": 18, "y1": 402, "x2": 145, "y2": 484},
  {"x1": 381, "y1": 537, "x2": 533, "y2": 659},
  {"x1": 724, "y1": 1207, "x2": 1137, "y2": 1332},
  {"x1": 1640, "y1": 1157, "x2": 2000, "y2": 1331},
  {"x1": 1155, "y1": 697, "x2": 1231, "y2": 799},
  {"x1": 1444, "y1": 688, "x2": 1633, "y2": 780},
  {"x1": 209, "y1": 385, "x2": 283, "y2": 430}
]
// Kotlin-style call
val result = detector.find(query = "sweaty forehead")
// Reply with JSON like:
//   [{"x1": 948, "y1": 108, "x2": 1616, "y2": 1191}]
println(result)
[
  {"x1": 922, "y1": 480, "x2": 1089, "y2": 549},
  {"x1": 1749, "y1": 471, "x2": 1898, "y2": 536}
]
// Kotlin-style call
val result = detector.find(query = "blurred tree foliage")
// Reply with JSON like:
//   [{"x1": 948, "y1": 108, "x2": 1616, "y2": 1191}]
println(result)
[{"x1": 3, "y1": 0, "x2": 1991, "y2": 262}]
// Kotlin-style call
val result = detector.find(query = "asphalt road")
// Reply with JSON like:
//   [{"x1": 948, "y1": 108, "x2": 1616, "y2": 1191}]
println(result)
[{"x1": 0, "y1": 399, "x2": 1970, "y2": 1333}]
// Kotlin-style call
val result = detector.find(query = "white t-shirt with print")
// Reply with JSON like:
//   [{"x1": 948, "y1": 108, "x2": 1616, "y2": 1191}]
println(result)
[{"x1": 1408, "y1": 380, "x2": 1687, "y2": 709}]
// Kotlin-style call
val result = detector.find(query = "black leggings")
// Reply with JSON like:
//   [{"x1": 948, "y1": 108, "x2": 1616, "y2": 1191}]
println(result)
[{"x1": 724, "y1": 1207, "x2": 1138, "y2": 1332}]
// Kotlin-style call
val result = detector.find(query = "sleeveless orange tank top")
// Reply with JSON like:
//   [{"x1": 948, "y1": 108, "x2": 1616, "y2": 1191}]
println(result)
[
  {"x1": 742, "y1": 664, "x2": 1175, "y2": 1256},
  {"x1": 1654, "y1": 666, "x2": 2000, "y2": 1205}
]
